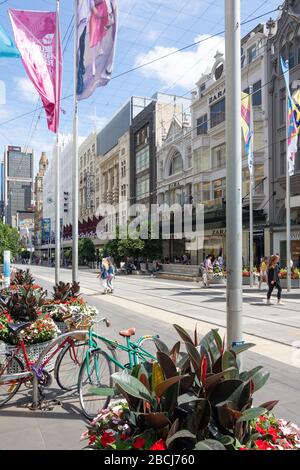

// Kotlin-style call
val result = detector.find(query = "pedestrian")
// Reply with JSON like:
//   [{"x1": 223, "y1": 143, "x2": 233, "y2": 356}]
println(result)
[
  {"x1": 266, "y1": 255, "x2": 283, "y2": 305},
  {"x1": 218, "y1": 251, "x2": 223, "y2": 269},
  {"x1": 107, "y1": 258, "x2": 115, "y2": 293},
  {"x1": 97, "y1": 258, "x2": 109, "y2": 294},
  {"x1": 259, "y1": 256, "x2": 268, "y2": 289}
]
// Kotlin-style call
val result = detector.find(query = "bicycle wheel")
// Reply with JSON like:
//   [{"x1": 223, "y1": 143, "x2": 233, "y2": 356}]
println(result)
[
  {"x1": 0, "y1": 354, "x2": 24, "y2": 407},
  {"x1": 55, "y1": 340, "x2": 88, "y2": 391},
  {"x1": 78, "y1": 348, "x2": 115, "y2": 420},
  {"x1": 137, "y1": 336, "x2": 159, "y2": 363}
]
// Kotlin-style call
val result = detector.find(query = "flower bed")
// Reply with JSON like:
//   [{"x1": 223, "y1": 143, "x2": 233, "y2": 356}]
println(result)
[{"x1": 81, "y1": 324, "x2": 299, "y2": 451}]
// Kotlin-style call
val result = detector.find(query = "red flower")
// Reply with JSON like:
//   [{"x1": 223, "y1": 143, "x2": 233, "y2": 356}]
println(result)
[
  {"x1": 133, "y1": 437, "x2": 146, "y2": 449},
  {"x1": 268, "y1": 427, "x2": 279, "y2": 443},
  {"x1": 259, "y1": 416, "x2": 267, "y2": 422},
  {"x1": 89, "y1": 435, "x2": 97, "y2": 445},
  {"x1": 255, "y1": 439, "x2": 274, "y2": 450},
  {"x1": 120, "y1": 433, "x2": 129, "y2": 441},
  {"x1": 100, "y1": 431, "x2": 116, "y2": 447},
  {"x1": 239, "y1": 447, "x2": 250, "y2": 450},
  {"x1": 150, "y1": 439, "x2": 167, "y2": 451},
  {"x1": 255, "y1": 423, "x2": 266, "y2": 435}
]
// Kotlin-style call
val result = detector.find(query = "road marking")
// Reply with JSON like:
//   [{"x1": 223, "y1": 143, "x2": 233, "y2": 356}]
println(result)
[{"x1": 98, "y1": 294, "x2": 299, "y2": 368}]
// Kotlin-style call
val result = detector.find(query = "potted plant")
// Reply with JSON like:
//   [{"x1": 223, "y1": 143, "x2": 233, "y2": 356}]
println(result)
[
  {"x1": 82, "y1": 325, "x2": 294, "y2": 451},
  {"x1": 279, "y1": 268, "x2": 300, "y2": 289}
]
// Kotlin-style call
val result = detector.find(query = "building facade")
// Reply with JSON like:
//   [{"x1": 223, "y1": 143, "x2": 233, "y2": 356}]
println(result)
[
  {"x1": 79, "y1": 132, "x2": 97, "y2": 224},
  {"x1": 3, "y1": 145, "x2": 34, "y2": 228},
  {"x1": 191, "y1": 25, "x2": 270, "y2": 265},
  {"x1": 34, "y1": 152, "x2": 48, "y2": 244},
  {"x1": 267, "y1": 0, "x2": 300, "y2": 266}
]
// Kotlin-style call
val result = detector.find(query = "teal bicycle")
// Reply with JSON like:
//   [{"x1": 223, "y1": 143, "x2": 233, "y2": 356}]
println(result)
[{"x1": 77, "y1": 318, "x2": 159, "y2": 420}]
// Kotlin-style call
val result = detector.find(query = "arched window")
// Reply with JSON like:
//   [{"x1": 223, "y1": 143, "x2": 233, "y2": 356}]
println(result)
[{"x1": 169, "y1": 151, "x2": 183, "y2": 176}]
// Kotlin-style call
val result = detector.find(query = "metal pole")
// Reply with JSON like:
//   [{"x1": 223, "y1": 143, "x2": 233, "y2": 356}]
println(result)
[
  {"x1": 286, "y1": 61, "x2": 291, "y2": 292},
  {"x1": 55, "y1": 0, "x2": 61, "y2": 285},
  {"x1": 72, "y1": 0, "x2": 79, "y2": 283},
  {"x1": 249, "y1": 85, "x2": 254, "y2": 288},
  {"x1": 225, "y1": 0, "x2": 243, "y2": 348}
]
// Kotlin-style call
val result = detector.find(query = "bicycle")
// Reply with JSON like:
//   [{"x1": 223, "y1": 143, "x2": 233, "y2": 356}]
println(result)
[
  {"x1": 78, "y1": 323, "x2": 159, "y2": 420},
  {"x1": 0, "y1": 319, "x2": 108, "y2": 408}
]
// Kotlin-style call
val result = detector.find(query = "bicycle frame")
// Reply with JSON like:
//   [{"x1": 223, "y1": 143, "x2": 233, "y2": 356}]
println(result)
[
  {"x1": 84, "y1": 330, "x2": 158, "y2": 380},
  {"x1": 0, "y1": 335, "x2": 76, "y2": 384}
]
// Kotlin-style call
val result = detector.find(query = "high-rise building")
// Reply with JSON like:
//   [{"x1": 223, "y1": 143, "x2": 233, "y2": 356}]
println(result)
[
  {"x1": 3, "y1": 145, "x2": 34, "y2": 227},
  {"x1": 34, "y1": 152, "x2": 49, "y2": 244},
  {"x1": 0, "y1": 157, "x2": 4, "y2": 221}
]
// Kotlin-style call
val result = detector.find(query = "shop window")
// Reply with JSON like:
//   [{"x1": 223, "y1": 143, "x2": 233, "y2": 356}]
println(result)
[
  {"x1": 169, "y1": 152, "x2": 183, "y2": 176},
  {"x1": 202, "y1": 182, "x2": 211, "y2": 202},
  {"x1": 212, "y1": 144, "x2": 226, "y2": 169},
  {"x1": 196, "y1": 114, "x2": 208, "y2": 135},
  {"x1": 247, "y1": 45, "x2": 257, "y2": 64}
]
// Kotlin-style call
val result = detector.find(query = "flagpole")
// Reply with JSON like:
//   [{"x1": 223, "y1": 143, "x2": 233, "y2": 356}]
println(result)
[
  {"x1": 286, "y1": 61, "x2": 291, "y2": 292},
  {"x1": 72, "y1": 0, "x2": 79, "y2": 284},
  {"x1": 55, "y1": 0, "x2": 61, "y2": 285},
  {"x1": 249, "y1": 85, "x2": 254, "y2": 289}
]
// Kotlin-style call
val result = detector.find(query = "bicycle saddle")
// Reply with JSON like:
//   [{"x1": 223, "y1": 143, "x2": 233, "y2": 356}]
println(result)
[
  {"x1": 8, "y1": 322, "x2": 32, "y2": 335},
  {"x1": 119, "y1": 328, "x2": 136, "y2": 338}
]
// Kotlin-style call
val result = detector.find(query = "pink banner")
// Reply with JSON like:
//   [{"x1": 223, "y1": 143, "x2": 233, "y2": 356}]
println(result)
[
  {"x1": 76, "y1": 0, "x2": 118, "y2": 100},
  {"x1": 9, "y1": 9, "x2": 62, "y2": 133}
]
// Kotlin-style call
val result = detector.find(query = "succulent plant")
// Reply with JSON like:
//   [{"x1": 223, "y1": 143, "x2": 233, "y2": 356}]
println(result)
[
  {"x1": 0, "y1": 285, "x2": 47, "y2": 322},
  {"x1": 52, "y1": 281, "x2": 81, "y2": 302},
  {"x1": 10, "y1": 269, "x2": 35, "y2": 286}
]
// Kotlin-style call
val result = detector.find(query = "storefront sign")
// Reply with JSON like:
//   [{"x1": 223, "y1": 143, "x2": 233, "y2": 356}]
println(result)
[
  {"x1": 212, "y1": 228, "x2": 226, "y2": 237},
  {"x1": 291, "y1": 231, "x2": 300, "y2": 240},
  {"x1": 209, "y1": 87, "x2": 225, "y2": 105},
  {"x1": 169, "y1": 181, "x2": 181, "y2": 189}
]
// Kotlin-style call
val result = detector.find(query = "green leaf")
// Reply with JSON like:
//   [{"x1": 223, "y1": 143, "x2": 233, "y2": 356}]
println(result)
[
  {"x1": 203, "y1": 368, "x2": 236, "y2": 391},
  {"x1": 211, "y1": 329, "x2": 223, "y2": 354},
  {"x1": 195, "y1": 440, "x2": 226, "y2": 450},
  {"x1": 251, "y1": 370, "x2": 270, "y2": 393},
  {"x1": 259, "y1": 400, "x2": 279, "y2": 411},
  {"x1": 222, "y1": 351, "x2": 239, "y2": 379},
  {"x1": 178, "y1": 394, "x2": 208, "y2": 406},
  {"x1": 153, "y1": 337, "x2": 169, "y2": 355},
  {"x1": 173, "y1": 324, "x2": 194, "y2": 345},
  {"x1": 112, "y1": 372, "x2": 153, "y2": 403},
  {"x1": 218, "y1": 435, "x2": 235, "y2": 446},
  {"x1": 199, "y1": 331, "x2": 220, "y2": 365},
  {"x1": 230, "y1": 343, "x2": 255, "y2": 355},
  {"x1": 239, "y1": 366, "x2": 263, "y2": 382},
  {"x1": 155, "y1": 375, "x2": 190, "y2": 398},
  {"x1": 237, "y1": 407, "x2": 267, "y2": 423},
  {"x1": 157, "y1": 351, "x2": 177, "y2": 379},
  {"x1": 166, "y1": 430, "x2": 196, "y2": 448}
]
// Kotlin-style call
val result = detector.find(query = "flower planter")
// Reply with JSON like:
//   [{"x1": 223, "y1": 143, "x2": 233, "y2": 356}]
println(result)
[
  {"x1": 55, "y1": 321, "x2": 69, "y2": 335},
  {"x1": 242, "y1": 276, "x2": 257, "y2": 285},
  {"x1": 279, "y1": 279, "x2": 300, "y2": 289},
  {"x1": 5, "y1": 339, "x2": 56, "y2": 372}
]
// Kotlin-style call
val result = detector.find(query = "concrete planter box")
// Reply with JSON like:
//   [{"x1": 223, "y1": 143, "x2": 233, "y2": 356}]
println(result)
[
  {"x1": 279, "y1": 279, "x2": 300, "y2": 289},
  {"x1": 242, "y1": 276, "x2": 258, "y2": 286},
  {"x1": 208, "y1": 276, "x2": 226, "y2": 285}
]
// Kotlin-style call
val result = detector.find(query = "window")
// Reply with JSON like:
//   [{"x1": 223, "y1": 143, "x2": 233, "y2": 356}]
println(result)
[
  {"x1": 169, "y1": 152, "x2": 183, "y2": 176},
  {"x1": 200, "y1": 83, "x2": 206, "y2": 95},
  {"x1": 136, "y1": 174, "x2": 149, "y2": 200},
  {"x1": 254, "y1": 164, "x2": 264, "y2": 194},
  {"x1": 247, "y1": 45, "x2": 257, "y2": 64},
  {"x1": 202, "y1": 182, "x2": 211, "y2": 202},
  {"x1": 121, "y1": 148, "x2": 126, "y2": 156},
  {"x1": 210, "y1": 98, "x2": 225, "y2": 128},
  {"x1": 194, "y1": 147, "x2": 210, "y2": 172},
  {"x1": 213, "y1": 178, "x2": 226, "y2": 200},
  {"x1": 280, "y1": 88, "x2": 286, "y2": 125},
  {"x1": 136, "y1": 146, "x2": 149, "y2": 173},
  {"x1": 196, "y1": 114, "x2": 208, "y2": 135},
  {"x1": 280, "y1": 140, "x2": 286, "y2": 175},
  {"x1": 136, "y1": 125, "x2": 149, "y2": 148},
  {"x1": 252, "y1": 80, "x2": 262, "y2": 106},
  {"x1": 212, "y1": 144, "x2": 226, "y2": 169},
  {"x1": 121, "y1": 160, "x2": 126, "y2": 178},
  {"x1": 121, "y1": 184, "x2": 126, "y2": 198}
]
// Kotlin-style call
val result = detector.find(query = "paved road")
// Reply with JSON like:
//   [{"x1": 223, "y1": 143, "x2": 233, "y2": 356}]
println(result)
[{"x1": 0, "y1": 264, "x2": 299, "y2": 450}]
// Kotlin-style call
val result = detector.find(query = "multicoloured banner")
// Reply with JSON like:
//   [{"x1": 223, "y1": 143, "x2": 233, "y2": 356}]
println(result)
[
  {"x1": 8, "y1": 9, "x2": 62, "y2": 133},
  {"x1": 280, "y1": 57, "x2": 298, "y2": 177},
  {"x1": 0, "y1": 25, "x2": 20, "y2": 58},
  {"x1": 292, "y1": 88, "x2": 300, "y2": 133},
  {"x1": 241, "y1": 92, "x2": 253, "y2": 176},
  {"x1": 76, "y1": 0, "x2": 118, "y2": 100}
]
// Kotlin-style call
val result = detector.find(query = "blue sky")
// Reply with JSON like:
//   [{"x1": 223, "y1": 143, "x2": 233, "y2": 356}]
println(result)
[{"x1": 0, "y1": 0, "x2": 280, "y2": 174}]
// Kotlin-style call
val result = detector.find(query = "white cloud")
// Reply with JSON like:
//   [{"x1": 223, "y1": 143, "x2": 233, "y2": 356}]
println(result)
[
  {"x1": 134, "y1": 34, "x2": 225, "y2": 90},
  {"x1": 14, "y1": 77, "x2": 39, "y2": 103}
]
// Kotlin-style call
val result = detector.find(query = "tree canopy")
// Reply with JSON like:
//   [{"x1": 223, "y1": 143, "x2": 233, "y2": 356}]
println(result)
[{"x1": 0, "y1": 222, "x2": 21, "y2": 263}]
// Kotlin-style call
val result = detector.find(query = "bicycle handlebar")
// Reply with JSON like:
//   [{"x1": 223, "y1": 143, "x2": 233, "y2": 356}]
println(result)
[{"x1": 93, "y1": 317, "x2": 111, "y2": 328}]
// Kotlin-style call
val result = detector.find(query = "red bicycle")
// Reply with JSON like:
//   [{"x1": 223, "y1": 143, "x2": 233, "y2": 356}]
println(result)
[{"x1": 0, "y1": 320, "x2": 96, "y2": 407}]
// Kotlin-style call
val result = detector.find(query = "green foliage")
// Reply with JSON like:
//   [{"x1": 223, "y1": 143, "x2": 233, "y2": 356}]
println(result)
[
  {"x1": 0, "y1": 285, "x2": 47, "y2": 322},
  {"x1": 79, "y1": 239, "x2": 96, "y2": 264},
  {"x1": 94, "y1": 325, "x2": 275, "y2": 451},
  {"x1": 0, "y1": 222, "x2": 21, "y2": 262},
  {"x1": 52, "y1": 281, "x2": 81, "y2": 302}
]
